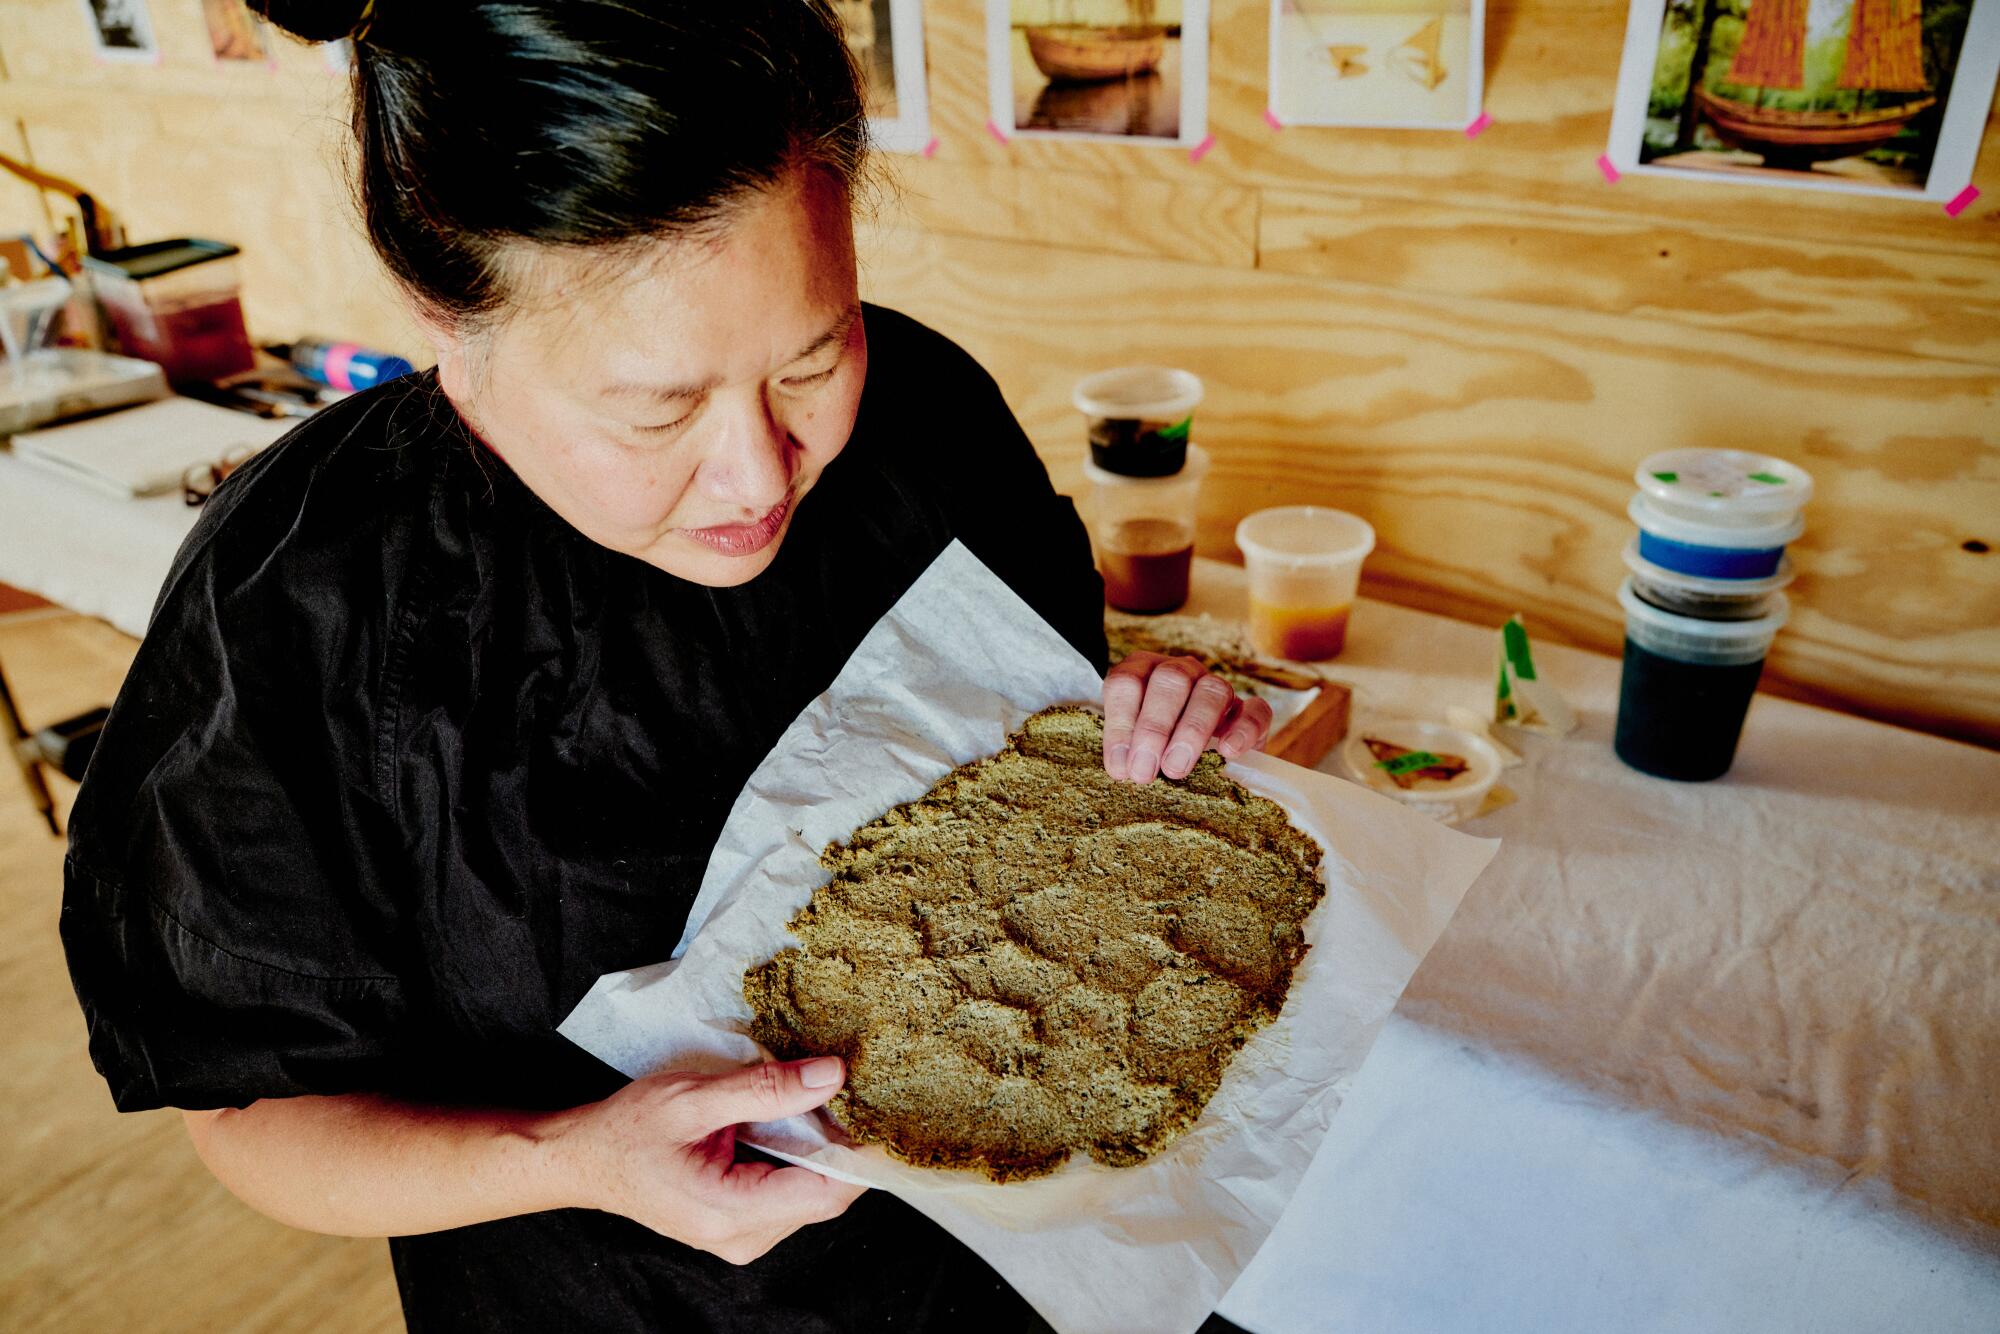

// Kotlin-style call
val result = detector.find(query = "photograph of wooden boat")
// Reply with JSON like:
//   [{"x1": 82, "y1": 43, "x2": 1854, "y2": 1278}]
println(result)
[
  {"x1": 1693, "y1": 87, "x2": 1939, "y2": 166},
  {"x1": 1025, "y1": 24, "x2": 1166, "y2": 82},
  {"x1": 1000, "y1": 0, "x2": 1201, "y2": 141}
]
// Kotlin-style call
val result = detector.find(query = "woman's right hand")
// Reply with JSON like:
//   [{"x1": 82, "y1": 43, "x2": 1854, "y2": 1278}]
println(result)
[{"x1": 557, "y1": 1056, "x2": 868, "y2": 1264}]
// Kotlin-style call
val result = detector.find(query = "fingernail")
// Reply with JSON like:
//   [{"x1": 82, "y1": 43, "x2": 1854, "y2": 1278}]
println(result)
[
  {"x1": 799, "y1": 1057, "x2": 843, "y2": 1089},
  {"x1": 1163, "y1": 743, "x2": 1194, "y2": 776},
  {"x1": 1131, "y1": 746, "x2": 1161, "y2": 782},
  {"x1": 1106, "y1": 744, "x2": 1129, "y2": 777}
]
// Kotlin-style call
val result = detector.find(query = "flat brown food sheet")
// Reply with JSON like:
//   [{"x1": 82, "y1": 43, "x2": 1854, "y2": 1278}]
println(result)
[{"x1": 743, "y1": 706, "x2": 1325, "y2": 1182}]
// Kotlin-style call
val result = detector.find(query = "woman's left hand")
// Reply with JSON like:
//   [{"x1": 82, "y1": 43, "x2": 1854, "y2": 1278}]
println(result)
[{"x1": 1101, "y1": 651, "x2": 1274, "y2": 783}]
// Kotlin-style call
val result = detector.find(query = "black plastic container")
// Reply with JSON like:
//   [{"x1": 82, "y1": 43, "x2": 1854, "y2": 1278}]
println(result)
[{"x1": 1612, "y1": 578, "x2": 1788, "y2": 782}]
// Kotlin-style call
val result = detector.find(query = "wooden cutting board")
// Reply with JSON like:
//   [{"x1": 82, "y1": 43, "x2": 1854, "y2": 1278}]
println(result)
[{"x1": 1263, "y1": 678, "x2": 1352, "y2": 770}]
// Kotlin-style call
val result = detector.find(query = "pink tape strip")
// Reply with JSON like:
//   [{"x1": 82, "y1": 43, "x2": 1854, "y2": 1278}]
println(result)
[
  {"x1": 920, "y1": 137, "x2": 939, "y2": 159},
  {"x1": 1263, "y1": 107, "x2": 1283, "y2": 131},
  {"x1": 1464, "y1": 112, "x2": 1492, "y2": 138},
  {"x1": 985, "y1": 119, "x2": 1009, "y2": 146},
  {"x1": 1944, "y1": 185, "x2": 1980, "y2": 217},
  {"x1": 1596, "y1": 154, "x2": 1622, "y2": 184},
  {"x1": 1188, "y1": 133, "x2": 1217, "y2": 164}
]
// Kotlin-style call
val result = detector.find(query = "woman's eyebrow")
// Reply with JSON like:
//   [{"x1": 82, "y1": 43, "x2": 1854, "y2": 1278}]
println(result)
[
  {"x1": 787, "y1": 303, "x2": 863, "y2": 364},
  {"x1": 600, "y1": 305, "x2": 861, "y2": 402}
]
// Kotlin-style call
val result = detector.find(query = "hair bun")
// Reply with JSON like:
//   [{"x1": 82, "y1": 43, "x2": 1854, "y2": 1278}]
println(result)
[{"x1": 248, "y1": 0, "x2": 374, "y2": 45}]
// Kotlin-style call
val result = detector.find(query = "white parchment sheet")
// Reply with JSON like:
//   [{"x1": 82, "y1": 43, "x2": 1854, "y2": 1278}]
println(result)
[{"x1": 559, "y1": 540, "x2": 1499, "y2": 1334}]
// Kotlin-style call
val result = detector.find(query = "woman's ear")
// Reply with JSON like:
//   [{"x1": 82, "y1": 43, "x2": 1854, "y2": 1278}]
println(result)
[{"x1": 408, "y1": 302, "x2": 476, "y2": 402}]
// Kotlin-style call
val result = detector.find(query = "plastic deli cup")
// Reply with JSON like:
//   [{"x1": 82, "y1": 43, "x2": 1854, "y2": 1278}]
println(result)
[
  {"x1": 1614, "y1": 577, "x2": 1789, "y2": 783},
  {"x1": 1341, "y1": 720, "x2": 1502, "y2": 825},
  {"x1": 1628, "y1": 493, "x2": 1803, "y2": 580},
  {"x1": 1086, "y1": 444, "x2": 1208, "y2": 615},
  {"x1": 1621, "y1": 538, "x2": 1791, "y2": 621},
  {"x1": 1073, "y1": 366, "x2": 1203, "y2": 478},
  {"x1": 1634, "y1": 448, "x2": 1813, "y2": 529},
  {"x1": 1234, "y1": 506, "x2": 1375, "y2": 660}
]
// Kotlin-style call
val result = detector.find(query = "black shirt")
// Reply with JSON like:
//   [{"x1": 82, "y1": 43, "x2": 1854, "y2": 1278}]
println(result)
[{"x1": 60, "y1": 306, "x2": 1111, "y2": 1331}]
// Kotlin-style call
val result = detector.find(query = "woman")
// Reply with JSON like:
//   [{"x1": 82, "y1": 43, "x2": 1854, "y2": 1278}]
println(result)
[{"x1": 61, "y1": 2, "x2": 1273, "y2": 1329}]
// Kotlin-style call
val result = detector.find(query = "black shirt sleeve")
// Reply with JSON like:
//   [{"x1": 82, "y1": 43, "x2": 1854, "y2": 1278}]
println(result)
[{"x1": 61, "y1": 398, "x2": 427, "y2": 1112}]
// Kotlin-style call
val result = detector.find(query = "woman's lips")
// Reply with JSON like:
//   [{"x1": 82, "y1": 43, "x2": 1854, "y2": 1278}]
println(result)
[{"x1": 680, "y1": 495, "x2": 793, "y2": 557}]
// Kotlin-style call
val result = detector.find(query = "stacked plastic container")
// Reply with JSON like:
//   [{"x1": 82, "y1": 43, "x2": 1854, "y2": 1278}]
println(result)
[{"x1": 1613, "y1": 448, "x2": 1812, "y2": 782}]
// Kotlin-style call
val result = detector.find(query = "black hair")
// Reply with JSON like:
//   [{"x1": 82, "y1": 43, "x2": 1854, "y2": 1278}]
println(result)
[{"x1": 250, "y1": 1, "x2": 868, "y2": 327}]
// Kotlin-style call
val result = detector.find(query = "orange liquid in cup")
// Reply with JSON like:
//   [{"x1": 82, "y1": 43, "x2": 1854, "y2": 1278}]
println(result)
[
  {"x1": 1250, "y1": 599, "x2": 1352, "y2": 660},
  {"x1": 1101, "y1": 518, "x2": 1194, "y2": 614}
]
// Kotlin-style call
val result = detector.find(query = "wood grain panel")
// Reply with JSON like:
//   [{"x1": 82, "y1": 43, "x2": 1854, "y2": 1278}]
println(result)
[
  {"x1": 1259, "y1": 187, "x2": 2000, "y2": 366},
  {"x1": 890, "y1": 159, "x2": 1260, "y2": 267},
  {"x1": 857, "y1": 217, "x2": 2000, "y2": 744}
]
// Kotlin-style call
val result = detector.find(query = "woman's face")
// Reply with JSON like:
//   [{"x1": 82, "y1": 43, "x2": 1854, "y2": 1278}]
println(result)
[{"x1": 436, "y1": 166, "x2": 867, "y2": 587}]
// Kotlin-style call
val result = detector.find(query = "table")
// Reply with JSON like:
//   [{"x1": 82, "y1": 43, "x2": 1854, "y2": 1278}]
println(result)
[
  {"x1": 0, "y1": 447, "x2": 198, "y2": 637},
  {"x1": 1180, "y1": 560, "x2": 2000, "y2": 1333},
  {"x1": 4, "y1": 464, "x2": 1996, "y2": 1330}
]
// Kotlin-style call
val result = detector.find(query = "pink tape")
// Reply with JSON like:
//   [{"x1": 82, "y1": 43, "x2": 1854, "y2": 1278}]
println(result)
[
  {"x1": 1596, "y1": 154, "x2": 1622, "y2": 184},
  {"x1": 921, "y1": 136, "x2": 939, "y2": 159},
  {"x1": 1465, "y1": 112, "x2": 1492, "y2": 138},
  {"x1": 321, "y1": 341, "x2": 360, "y2": 393},
  {"x1": 985, "y1": 119, "x2": 1009, "y2": 146},
  {"x1": 1188, "y1": 133, "x2": 1217, "y2": 164},
  {"x1": 1945, "y1": 185, "x2": 1980, "y2": 217},
  {"x1": 1263, "y1": 108, "x2": 1283, "y2": 131}
]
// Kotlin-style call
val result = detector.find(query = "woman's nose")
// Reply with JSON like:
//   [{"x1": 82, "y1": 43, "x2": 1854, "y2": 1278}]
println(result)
[{"x1": 699, "y1": 389, "x2": 797, "y2": 510}]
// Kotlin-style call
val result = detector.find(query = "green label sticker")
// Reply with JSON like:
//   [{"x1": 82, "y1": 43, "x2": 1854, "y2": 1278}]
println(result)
[
  {"x1": 1502, "y1": 616, "x2": 1537, "y2": 681},
  {"x1": 1747, "y1": 471, "x2": 1787, "y2": 485},
  {"x1": 1377, "y1": 751, "x2": 1444, "y2": 775},
  {"x1": 1158, "y1": 416, "x2": 1192, "y2": 443},
  {"x1": 1651, "y1": 470, "x2": 1679, "y2": 483}
]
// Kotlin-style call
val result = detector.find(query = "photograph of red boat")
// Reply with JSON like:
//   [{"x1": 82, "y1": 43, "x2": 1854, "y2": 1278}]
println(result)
[{"x1": 1619, "y1": 0, "x2": 1994, "y2": 195}]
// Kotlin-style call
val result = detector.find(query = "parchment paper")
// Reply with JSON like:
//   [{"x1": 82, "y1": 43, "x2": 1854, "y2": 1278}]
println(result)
[{"x1": 558, "y1": 540, "x2": 1499, "y2": 1334}]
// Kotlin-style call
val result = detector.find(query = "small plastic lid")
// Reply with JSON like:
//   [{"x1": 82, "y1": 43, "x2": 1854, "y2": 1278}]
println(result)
[
  {"x1": 1618, "y1": 577, "x2": 1788, "y2": 641},
  {"x1": 1073, "y1": 366, "x2": 1204, "y2": 422},
  {"x1": 1621, "y1": 538, "x2": 1794, "y2": 597},
  {"x1": 1235, "y1": 505, "x2": 1375, "y2": 569},
  {"x1": 1342, "y1": 720, "x2": 1502, "y2": 807},
  {"x1": 1635, "y1": 448, "x2": 1813, "y2": 520},
  {"x1": 1629, "y1": 493, "x2": 1804, "y2": 551},
  {"x1": 1082, "y1": 443, "x2": 1210, "y2": 489}
]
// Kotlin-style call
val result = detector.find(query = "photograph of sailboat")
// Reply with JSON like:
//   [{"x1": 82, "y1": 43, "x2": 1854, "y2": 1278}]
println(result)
[
  {"x1": 1268, "y1": 0, "x2": 1486, "y2": 130},
  {"x1": 1607, "y1": 0, "x2": 2000, "y2": 198},
  {"x1": 988, "y1": 0, "x2": 1211, "y2": 145}
]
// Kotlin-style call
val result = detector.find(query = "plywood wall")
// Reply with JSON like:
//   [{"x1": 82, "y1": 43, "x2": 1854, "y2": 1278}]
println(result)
[{"x1": 2, "y1": 0, "x2": 1996, "y2": 745}]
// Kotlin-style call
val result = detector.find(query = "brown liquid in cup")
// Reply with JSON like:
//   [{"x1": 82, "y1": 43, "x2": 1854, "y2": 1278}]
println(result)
[{"x1": 1101, "y1": 518, "x2": 1194, "y2": 614}]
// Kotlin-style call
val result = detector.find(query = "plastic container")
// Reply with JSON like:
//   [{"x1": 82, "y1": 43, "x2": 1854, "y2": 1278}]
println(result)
[
  {"x1": 1613, "y1": 578, "x2": 1789, "y2": 782},
  {"x1": 1621, "y1": 538, "x2": 1791, "y2": 621},
  {"x1": 285, "y1": 339, "x2": 416, "y2": 392},
  {"x1": 85, "y1": 239, "x2": 255, "y2": 383},
  {"x1": 1342, "y1": 720, "x2": 1502, "y2": 824},
  {"x1": 1628, "y1": 493, "x2": 1803, "y2": 580},
  {"x1": 1634, "y1": 448, "x2": 1813, "y2": 528},
  {"x1": 1073, "y1": 366, "x2": 1203, "y2": 477},
  {"x1": 1085, "y1": 444, "x2": 1208, "y2": 614},
  {"x1": 1234, "y1": 506, "x2": 1375, "y2": 660}
]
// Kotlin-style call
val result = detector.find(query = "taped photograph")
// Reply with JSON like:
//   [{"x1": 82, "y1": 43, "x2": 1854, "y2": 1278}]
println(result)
[
  {"x1": 834, "y1": 0, "x2": 933, "y2": 154},
  {"x1": 80, "y1": 0, "x2": 159, "y2": 64},
  {"x1": 1606, "y1": 0, "x2": 2000, "y2": 200},
  {"x1": 987, "y1": 0, "x2": 1211, "y2": 146},
  {"x1": 1268, "y1": 0, "x2": 1486, "y2": 130}
]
